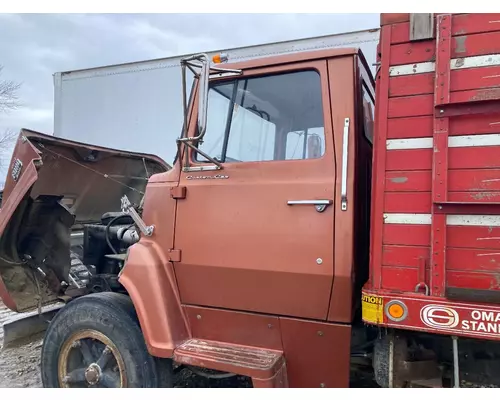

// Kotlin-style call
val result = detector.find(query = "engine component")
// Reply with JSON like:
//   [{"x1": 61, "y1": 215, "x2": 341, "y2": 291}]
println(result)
[
  {"x1": 68, "y1": 251, "x2": 95, "y2": 289},
  {"x1": 116, "y1": 227, "x2": 140, "y2": 245},
  {"x1": 82, "y1": 217, "x2": 137, "y2": 268},
  {"x1": 121, "y1": 195, "x2": 154, "y2": 236}
]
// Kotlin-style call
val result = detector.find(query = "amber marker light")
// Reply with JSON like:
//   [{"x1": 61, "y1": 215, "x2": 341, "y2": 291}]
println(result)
[
  {"x1": 385, "y1": 300, "x2": 408, "y2": 322},
  {"x1": 212, "y1": 53, "x2": 228, "y2": 64}
]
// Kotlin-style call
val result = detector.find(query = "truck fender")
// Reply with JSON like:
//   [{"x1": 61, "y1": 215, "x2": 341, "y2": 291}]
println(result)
[{"x1": 118, "y1": 239, "x2": 190, "y2": 358}]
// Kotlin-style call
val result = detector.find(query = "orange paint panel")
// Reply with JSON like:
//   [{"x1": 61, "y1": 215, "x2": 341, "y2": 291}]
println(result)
[
  {"x1": 176, "y1": 265, "x2": 332, "y2": 320},
  {"x1": 173, "y1": 58, "x2": 351, "y2": 323},
  {"x1": 183, "y1": 306, "x2": 283, "y2": 350}
]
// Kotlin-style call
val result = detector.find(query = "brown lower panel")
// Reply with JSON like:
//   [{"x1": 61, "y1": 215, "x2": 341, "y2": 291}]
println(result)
[
  {"x1": 183, "y1": 305, "x2": 283, "y2": 351},
  {"x1": 279, "y1": 317, "x2": 351, "y2": 388}
]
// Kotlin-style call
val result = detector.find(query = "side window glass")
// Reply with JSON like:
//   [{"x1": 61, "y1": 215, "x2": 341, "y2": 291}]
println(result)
[
  {"x1": 197, "y1": 70, "x2": 325, "y2": 162},
  {"x1": 362, "y1": 83, "x2": 374, "y2": 144},
  {"x1": 285, "y1": 127, "x2": 325, "y2": 160}
]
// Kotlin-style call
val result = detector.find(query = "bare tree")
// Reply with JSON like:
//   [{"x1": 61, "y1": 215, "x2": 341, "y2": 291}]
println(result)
[
  {"x1": 0, "y1": 65, "x2": 22, "y2": 171},
  {"x1": 0, "y1": 65, "x2": 21, "y2": 113}
]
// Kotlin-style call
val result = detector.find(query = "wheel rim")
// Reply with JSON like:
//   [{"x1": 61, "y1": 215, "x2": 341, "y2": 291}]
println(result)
[{"x1": 58, "y1": 329, "x2": 127, "y2": 388}]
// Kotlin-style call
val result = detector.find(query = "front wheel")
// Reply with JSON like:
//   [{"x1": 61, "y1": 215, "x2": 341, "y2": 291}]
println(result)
[{"x1": 41, "y1": 292, "x2": 173, "y2": 388}]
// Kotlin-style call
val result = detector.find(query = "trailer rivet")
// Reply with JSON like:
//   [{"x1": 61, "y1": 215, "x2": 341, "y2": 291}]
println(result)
[
  {"x1": 268, "y1": 324, "x2": 273, "y2": 329},
  {"x1": 196, "y1": 315, "x2": 202, "y2": 320},
  {"x1": 320, "y1": 383, "x2": 325, "y2": 388},
  {"x1": 317, "y1": 331, "x2": 324, "y2": 336},
  {"x1": 316, "y1": 258, "x2": 323, "y2": 265}
]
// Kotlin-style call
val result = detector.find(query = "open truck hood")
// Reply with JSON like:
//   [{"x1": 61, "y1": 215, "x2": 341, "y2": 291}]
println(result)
[{"x1": 0, "y1": 129, "x2": 170, "y2": 312}]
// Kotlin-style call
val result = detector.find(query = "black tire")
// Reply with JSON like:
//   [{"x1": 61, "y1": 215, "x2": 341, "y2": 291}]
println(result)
[{"x1": 41, "y1": 292, "x2": 173, "y2": 388}]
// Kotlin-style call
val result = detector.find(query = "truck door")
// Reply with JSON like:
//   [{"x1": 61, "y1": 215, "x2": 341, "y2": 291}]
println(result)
[{"x1": 173, "y1": 60, "x2": 335, "y2": 320}]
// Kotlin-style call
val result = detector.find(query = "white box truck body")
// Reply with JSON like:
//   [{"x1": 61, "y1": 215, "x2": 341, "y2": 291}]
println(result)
[{"x1": 53, "y1": 28, "x2": 379, "y2": 165}]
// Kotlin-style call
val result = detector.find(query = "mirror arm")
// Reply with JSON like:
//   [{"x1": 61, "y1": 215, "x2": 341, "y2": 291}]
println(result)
[{"x1": 182, "y1": 141, "x2": 224, "y2": 170}]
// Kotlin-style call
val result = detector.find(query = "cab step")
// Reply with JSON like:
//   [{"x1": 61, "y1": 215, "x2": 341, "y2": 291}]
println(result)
[{"x1": 173, "y1": 339, "x2": 288, "y2": 387}]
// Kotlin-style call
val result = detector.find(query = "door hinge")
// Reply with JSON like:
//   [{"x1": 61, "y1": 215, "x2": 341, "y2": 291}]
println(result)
[
  {"x1": 168, "y1": 249, "x2": 182, "y2": 262},
  {"x1": 170, "y1": 186, "x2": 186, "y2": 199}
]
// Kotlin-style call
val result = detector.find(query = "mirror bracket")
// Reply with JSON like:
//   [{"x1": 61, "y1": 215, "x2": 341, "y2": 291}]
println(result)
[{"x1": 177, "y1": 54, "x2": 242, "y2": 170}]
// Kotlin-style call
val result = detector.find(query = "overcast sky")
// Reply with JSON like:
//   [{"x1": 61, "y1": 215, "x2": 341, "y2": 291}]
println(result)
[{"x1": 0, "y1": 13, "x2": 379, "y2": 179}]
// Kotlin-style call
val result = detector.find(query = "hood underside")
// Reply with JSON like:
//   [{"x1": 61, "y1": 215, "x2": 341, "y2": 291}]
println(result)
[{"x1": 0, "y1": 129, "x2": 170, "y2": 312}]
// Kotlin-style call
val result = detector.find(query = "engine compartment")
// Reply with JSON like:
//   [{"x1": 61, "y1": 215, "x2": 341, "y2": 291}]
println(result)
[
  {"x1": 68, "y1": 210, "x2": 140, "y2": 294},
  {"x1": 0, "y1": 129, "x2": 170, "y2": 312}
]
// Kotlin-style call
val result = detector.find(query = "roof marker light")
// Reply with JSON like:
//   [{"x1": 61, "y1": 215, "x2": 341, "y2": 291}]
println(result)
[{"x1": 212, "y1": 53, "x2": 228, "y2": 64}]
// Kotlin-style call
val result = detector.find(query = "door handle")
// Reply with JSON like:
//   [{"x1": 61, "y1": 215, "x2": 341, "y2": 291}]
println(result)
[
  {"x1": 340, "y1": 117, "x2": 350, "y2": 211},
  {"x1": 287, "y1": 199, "x2": 333, "y2": 213}
]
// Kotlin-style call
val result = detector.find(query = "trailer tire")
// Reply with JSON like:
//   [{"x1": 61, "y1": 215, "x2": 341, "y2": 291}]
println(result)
[{"x1": 40, "y1": 292, "x2": 173, "y2": 388}]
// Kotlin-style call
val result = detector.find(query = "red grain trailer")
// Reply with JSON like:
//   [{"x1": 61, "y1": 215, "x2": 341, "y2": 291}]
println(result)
[{"x1": 363, "y1": 13, "x2": 500, "y2": 387}]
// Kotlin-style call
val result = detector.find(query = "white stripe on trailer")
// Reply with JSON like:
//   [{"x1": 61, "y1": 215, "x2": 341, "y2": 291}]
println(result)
[
  {"x1": 383, "y1": 213, "x2": 432, "y2": 225},
  {"x1": 389, "y1": 54, "x2": 500, "y2": 76},
  {"x1": 383, "y1": 213, "x2": 500, "y2": 227},
  {"x1": 447, "y1": 215, "x2": 500, "y2": 227},
  {"x1": 386, "y1": 137, "x2": 433, "y2": 150},
  {"x1": 386, "y1": 133, "x2": 500, "y2": 150}
]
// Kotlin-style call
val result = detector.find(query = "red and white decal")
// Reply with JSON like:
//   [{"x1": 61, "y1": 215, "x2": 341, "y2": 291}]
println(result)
[
  {"x1": 420, "y1": 304, "x2": 500, "y2": 335},
  {"x1": 421, "y1": 305, "x2": 459, "y2": 329}
]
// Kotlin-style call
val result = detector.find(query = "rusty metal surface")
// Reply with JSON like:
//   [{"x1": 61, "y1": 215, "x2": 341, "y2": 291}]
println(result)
[{"x1": 174, "y1": 338, "x2": 284, "y2": 381}]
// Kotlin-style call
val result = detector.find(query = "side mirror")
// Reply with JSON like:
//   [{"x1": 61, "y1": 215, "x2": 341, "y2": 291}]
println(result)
[
  {"x1": 307, "y1": 135, "x2": 321, "y2": 159},
  {"x1": 179, "y1": 53, "x2": 241, "y2": 144},
  {"x1": 195, "y1": 55, "x2": 210, "y2": 140}
]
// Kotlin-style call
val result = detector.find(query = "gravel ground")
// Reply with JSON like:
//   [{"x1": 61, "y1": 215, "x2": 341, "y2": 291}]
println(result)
[{"x1": 0, "y1": 333, "x2": 43, "y2": 387}]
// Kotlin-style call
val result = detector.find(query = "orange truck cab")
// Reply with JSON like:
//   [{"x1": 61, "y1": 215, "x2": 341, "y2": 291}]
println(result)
[{"x1": 1, "y1": 13, "x2": 500, "y2": 388}]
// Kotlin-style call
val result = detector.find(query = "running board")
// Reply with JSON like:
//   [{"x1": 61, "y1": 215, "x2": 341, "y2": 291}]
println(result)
[{"x1": 173, "y1": 339, "x2": 288, "y2": 387}]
